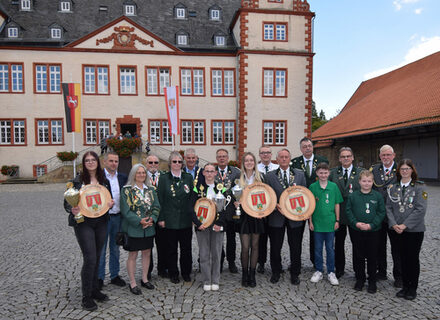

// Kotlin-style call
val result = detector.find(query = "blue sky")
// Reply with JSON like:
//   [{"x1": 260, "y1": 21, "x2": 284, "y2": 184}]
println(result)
[{"x1": 310, "y1": 0, "x2": 440, "y2": 118}]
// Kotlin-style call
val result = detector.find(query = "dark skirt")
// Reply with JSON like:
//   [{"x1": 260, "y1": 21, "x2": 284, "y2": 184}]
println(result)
[
  {"x1": 124, "y1": 236, "x2": 154, "y2": 252},
  {"x1": 239, "y1": 212, "x2": 265, "y2": 234}
]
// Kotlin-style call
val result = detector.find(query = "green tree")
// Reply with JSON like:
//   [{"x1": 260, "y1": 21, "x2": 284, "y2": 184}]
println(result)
[{"x1": 311, "y1": 101, "x2": 328, "y2": 132}]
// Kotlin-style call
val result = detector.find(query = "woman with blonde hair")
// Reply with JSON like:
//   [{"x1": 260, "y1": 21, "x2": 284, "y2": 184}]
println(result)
[
  {"x1": 235, "y1": 152, "x2": 265, "y2": 287},
  {"x1": 120, "y1": 163, "x2": 160, "y2": 295}
]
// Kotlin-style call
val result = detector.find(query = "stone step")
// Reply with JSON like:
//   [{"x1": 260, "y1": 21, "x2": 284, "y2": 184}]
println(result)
[{"x1": 1, "y1": 178, "x2": 42, "y2": 184}]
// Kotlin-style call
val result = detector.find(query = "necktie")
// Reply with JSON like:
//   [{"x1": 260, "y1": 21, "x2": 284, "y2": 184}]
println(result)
[
  {"x1": 402, "y1": 185, "x2": 406, "y2": 195},
  {"x1": 283, "y1": 170, "x2": 288, "y2": 186},
  {"x1": 343, "y1": 169, "x2": 348, "y2": 185},
  {"x1": 305, "y1": 160, "x2": 311, "y2": 177},
  {"x1": 220, "y1": 170, "x2": 224, "y2": 176},
  {"x1": 385, "y1": 168, "x2": 390, "y2": 176},
  {"x1": 174, "y1": 176, "x2": 180, "y2": 183},
  {"x1": 265, "y1": 165, "x2": 269, "y2": 174},
  {"x1": 152, "y1": 173, "x2": 156, "y2": 181}
]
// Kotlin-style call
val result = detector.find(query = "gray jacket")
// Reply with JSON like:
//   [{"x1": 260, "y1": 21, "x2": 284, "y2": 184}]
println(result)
[
  {"x1": 265, "y1": 167, "x2": 306, "y2": 228},
  {"x1": 386, "y1": 181, "x2": 427, "y2": 232}
]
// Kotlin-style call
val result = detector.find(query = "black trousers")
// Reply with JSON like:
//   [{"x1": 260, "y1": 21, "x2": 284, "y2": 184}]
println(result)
[
  {"x1": 221, "y1": 220, "x2": 237, "y2": 266},
  {"x1": 74, "y1": 216, "x2": 108, "y2": 298},
  {"x1": 335, "y1": 223, "x2": 351, "y2": 274},
  {"x1": 269, "y1": 224, "x2": 304, "y2": 277},
  {"x1": 349, "y1": 228, "x2": 379, "y2": 282},
  {"x1": 165, "y1": 227, "x2": 193, "y2": 277},
  {"x1": 258, "y1": 218, "x2": 269, "y2": 265},
  {"x1": 377, "y1": 221, "x2": 402, "y2": 280},
  {"x1": 389, "y1": 230, "x2": 423, "y2": 290},
  {"x1": 309, "y1": 228, "x2": 315, "y2": 265},
  {"x1": 149, "y1": 225, "x2": 168, "y2": 275}
]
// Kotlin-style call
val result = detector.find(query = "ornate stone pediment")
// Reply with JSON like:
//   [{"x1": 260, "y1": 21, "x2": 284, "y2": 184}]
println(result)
[{"x1": 96, "y1": 25, "x2": 154, "y2": 50}]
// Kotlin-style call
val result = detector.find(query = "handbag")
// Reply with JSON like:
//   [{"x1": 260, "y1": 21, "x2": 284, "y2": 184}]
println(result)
[{"x1": 115, "y1": 231, "x2": 128, "y2": 247}]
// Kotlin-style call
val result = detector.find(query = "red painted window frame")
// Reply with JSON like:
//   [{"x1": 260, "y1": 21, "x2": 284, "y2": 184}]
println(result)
[
  {"x1": 262, "y1": 120, "x2": 287, "y2": 146},
  {"x1": 82, "y1": 64, "x2": 111, "y2": 95},
  {"x1": 262, "y1": 21, "x2": 288, "y2": 42},
  {"x1": 262, "y1": 68, "x2": 288, "y2": 98},
  {"x1": 148, "y1": 119, "x2": 172, "y2": 145},
  {"x1": 83, "y1": 119, "x2": 112, "y2": 146},
  {"x1": 210, "y1": 68, "x2": 236, "y2": 97},
  {"x1": 0, "y1": 118, "x2": 27, "y2": 146},
  {"x1": 180, "y1": 119, "x2": 207, "y2": 145},
  {"x1": 118, "y1": 65, "x2": 138, "y2": 96},
  {"x1": 34, "y1": 118, "x2": 65, "y2": 146},
  {"x1": 179, "y1": 67, "x2": 206, "y2": 96},
  {"x1": 145, "y1": 66, "x2": 172, "y2": 96},
  {"x1": 211, "y1": 119, "x2": 236, "y2": 145},
  {"x1": 0, "y1": 62, "x2": 25, "y2": 94},
  {"x1": 33, "y1": 62, "x2": 62, "y2": 94}
]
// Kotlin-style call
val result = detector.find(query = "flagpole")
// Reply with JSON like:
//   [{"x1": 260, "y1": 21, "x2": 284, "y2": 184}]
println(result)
[
  {"x1": 172, "y1": 134, "x2": 175, "y2": 151},
  {"x1": 72, "y1": 133, "x2": 76, "y2": 177}
]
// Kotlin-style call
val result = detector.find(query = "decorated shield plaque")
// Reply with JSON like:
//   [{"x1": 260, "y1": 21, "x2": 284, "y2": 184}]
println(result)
[
  {"x1": 240, "y1": 182, "x2": 277, "y2": 218},
  {"x1": 194, "y1": 198, "x2": 217, "y2": 228},
  {"x1": 279, "y1": 185, "x2": 316, "y2": 221},
  {"x1": 78, "y1": 184, "x2": 112, "y2": 218}
]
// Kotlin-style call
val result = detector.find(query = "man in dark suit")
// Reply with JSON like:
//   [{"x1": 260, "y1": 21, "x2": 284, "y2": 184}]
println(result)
[
  {"x1": 215, "y1": 148, "x2": 241, "y2": 273},
  {"x1": 183, "y1": 148, "x2": 205, "y2": 187},
  {"x1": 329, "y1": 147, "x2": 362, "y2": 278},
  {"x1": 291, "y1": 137, "x2": 329, "y2": 267},
  {"x1": 98, "y1": 152, "x2": 128, "y2": 289},
  {"x1": 266, "y1": 148, "x2": 307, "y2": 285},
  {"x1": 145, "y1": 154, "x2": 167, "y2": 279},
  {"x1": 370, "y1": 144, "x2": 402, "y2": 287}
]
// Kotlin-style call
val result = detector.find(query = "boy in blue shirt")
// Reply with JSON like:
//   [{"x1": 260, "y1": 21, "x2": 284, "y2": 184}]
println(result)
[{"x1": 309, "y1": 163, "x2": 343, "y2": 285}]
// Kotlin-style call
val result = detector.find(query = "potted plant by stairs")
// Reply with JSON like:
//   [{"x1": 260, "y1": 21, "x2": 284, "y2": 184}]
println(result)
[{"x1": 106, "y1": 137, "x2": 142, "y2": 175}]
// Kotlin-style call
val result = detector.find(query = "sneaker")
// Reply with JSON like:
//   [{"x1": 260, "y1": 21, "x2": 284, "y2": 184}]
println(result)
[
  {"x1": 203, "y1": 284, "x2": 212, "y2": 291},
  {"x1": 110, "y1": 276, "x2": 126, "y2": 287},
  {"x1": 328, "y1": 272, "x2": 339, "y2": 286},
  {"x1": 211, "y1": 284, "x2": 219, "y2": 291},
  {"x1": 310, "y1": 271, "x2": 323, "y2": 283}
]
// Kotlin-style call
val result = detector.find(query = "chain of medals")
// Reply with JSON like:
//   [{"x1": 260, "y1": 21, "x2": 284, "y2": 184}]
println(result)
[
  {"x1": 276, "y1": 169, "x2": 296, "y2": 189},
  {"x1": 216, "y1": 169, "x2": 232, "y2": 190},
  {"x1": 373, "y1": 167, "x2": 395, "y2": 188},
  {"x1": 131, "y1": 187, "x2": 152, "y2": 217},
  {"x1": 149, "y1": 173, "x2": 158, "y2": 188},
  {"x1": 387, "y1": 184, "x2": 415, "y2": 213},
  {"x1": 170, "y1": 177, "x2": 180, "y2": 197}
]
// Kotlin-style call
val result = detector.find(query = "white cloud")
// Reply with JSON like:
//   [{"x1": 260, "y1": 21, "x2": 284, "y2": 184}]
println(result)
[
  {"x1": 393, "y1": 0, "x2": 421, "y2": 11},
  {"x1": 364, "y1": 36, "x2": 440, "y2": 79},
  {"x1": 414, "y1": 8, "x2": 423, "y2": 14}
]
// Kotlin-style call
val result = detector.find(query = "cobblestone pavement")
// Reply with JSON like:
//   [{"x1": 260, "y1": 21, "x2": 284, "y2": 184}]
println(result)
[{"x1": 0, "y1": 183, "x2": 439, "y2": 320}]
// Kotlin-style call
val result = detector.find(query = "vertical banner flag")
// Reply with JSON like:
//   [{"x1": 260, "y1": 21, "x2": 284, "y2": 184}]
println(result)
[
  {"x1": 164, "y1": 86, "x2": 180, "y2": 135},
  {"x1": 62, "y1": 83, "x2": 81, "y2": 133}
]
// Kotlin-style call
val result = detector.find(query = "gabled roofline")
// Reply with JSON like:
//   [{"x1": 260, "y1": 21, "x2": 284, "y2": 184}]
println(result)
[{"x1": 66, "y1": 15, "x2": 181, "y2": 52}]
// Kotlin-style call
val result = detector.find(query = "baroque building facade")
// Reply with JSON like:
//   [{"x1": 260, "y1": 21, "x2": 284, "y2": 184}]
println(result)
[{"x1": 0, "y1": 0, "x2": 314, "y2": 177}]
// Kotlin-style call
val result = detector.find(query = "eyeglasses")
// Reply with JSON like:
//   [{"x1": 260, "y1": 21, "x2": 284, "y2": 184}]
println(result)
[
  {"x1": 204, "y1": 170, "x2": 216, "y2": 173},
  {"x1": 260, "y1": 152, "x2": 271, "y2": 155},
  {"x1": 148, "y1": 161, "x2": 159, "y2": 164},
  {"x1": 84, "y1": 159, "x2": 97, "y2": 163},
  {"x1": 400, "y1": 167, "x2": 412, "y2": 171},
  {"x1": 172, "y1": 160, "x2": 183, "y2": 164}
]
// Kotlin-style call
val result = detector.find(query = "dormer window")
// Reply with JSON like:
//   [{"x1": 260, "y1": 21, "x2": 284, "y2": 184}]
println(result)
[
  {"x1": 51, "y1": 28, "x2": 62, "y2": 39},
  {"x1": 177, "y1": 34, "x2": 188, "y2": 45},
  {"x1": 175, "y1": 6, "x2": 186, "y2": 19},
  {"x1": 20, "y1": 0, "x2": 31, "y2": 11},
  {"x1": 60, "y1": 1, "x2": 71, "y2": 12},
  {"x1": 215, "y1": 35, "x2": 226, "y2": 46},
  {"x1": 125, "y1": 4, "x2": 135, "y2": 16},
  {"x1": 8, "y1": 27, "x2": 19, "y2": 38},
  {"x1": 210, "y1": 9, "x2": 220, "y2": 20}
]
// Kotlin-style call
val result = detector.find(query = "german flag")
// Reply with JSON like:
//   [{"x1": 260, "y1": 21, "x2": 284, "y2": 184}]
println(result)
[{"x1": 62, "y1": 83, "x2": 81, "y2": 133}]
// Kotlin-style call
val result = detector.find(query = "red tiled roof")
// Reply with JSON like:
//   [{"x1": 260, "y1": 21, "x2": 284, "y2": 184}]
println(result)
[{"x1": 312, "y1": 51, "x2": 440, "y2": 141}]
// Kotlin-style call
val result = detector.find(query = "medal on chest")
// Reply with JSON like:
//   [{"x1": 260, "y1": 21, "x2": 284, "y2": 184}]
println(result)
[
  {"x1": 349, "y1": 183, "x2": 353, "y2": 193},
  {"x1": 365, "y1": 203, "x2": 370, "y2": 214},
  {"x1": 325, "y1": 193, "x2": 329, "y2": 204}
]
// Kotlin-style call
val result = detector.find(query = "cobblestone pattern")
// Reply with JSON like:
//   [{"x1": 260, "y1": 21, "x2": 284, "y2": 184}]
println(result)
[{"x1": 0, "y1": 183, "x2": 439, "y2": 319}]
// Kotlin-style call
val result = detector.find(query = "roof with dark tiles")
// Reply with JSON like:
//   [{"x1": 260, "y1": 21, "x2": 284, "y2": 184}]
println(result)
[
  {"x1": 0, "y1": 0, "x2": 241, "y2": 51},
  {"x1": 312, "y1": 51, "x2": 440, "y2": 141}
]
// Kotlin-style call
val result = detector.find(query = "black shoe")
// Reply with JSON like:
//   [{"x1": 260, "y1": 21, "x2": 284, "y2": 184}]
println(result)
[
  {"x1": 158, "y1": 270, "x2": 169, "y2": 278},
  {"x1": 241, "y1": 268, "x2": 249, "y2": 287},
  {"x1": 367, "y1": 281, "x2": 377, "y2": 294},
  {"x1": 354, "y1": 280, "x2": 364, "y2": 291},
  {"x1": 147, "y1": 273, "x2": 152, "y2": 281},
  {"x1": 229, "y1": 263, "x2": 238, "y2": 274},
  {"x1": 91, "y1": 290, "x2": 109, "y2": 302},
  {"x1": 129, "y1": 285, "x2": 142, "y2": 295},
  {"x1": 82, "y1": 296, "x2": 97, "y2": 311},
  {"x1": 248, "y1": 269, "x2": 256, "y2": 288},
  {"x1": 291, "y1": 276, "x2": 300, "y2": 285},
  {"x1": 396, "y1": 288, "x2": 408, "y2": 298},
  {"x1": 97, "y1": 279, "x2": 104, "y2": 290},
  {"x1": 257, "y1": 264, "x2": 265, "y2": 274},
  {"x1": 270, "y1": 273, "x2": 280, "y2": 284},
  {"x1": 376, "y1": 272, "x2": 387, "y2": 281},
  {"x1": 110, "y1": 276, "x2": 126, "y2": 287},
  {"x1": 404, "y1": 289, "x2": 417, "y2": 300},
  {"x1": 140, "y1": 280, "x2": 155, "y2": 290},
  {"x1": 182, "y1": 275, "x2": 191, "y2": 282},
  {"x1": 394, "y1": 278, "x2": 403, "y2": 288},
  {"x1": 170, "y1": 276, "x2": 180, "y2": 284},
  {"x1": 335, "y1": 271, "x2": 345, "y2": 279}
]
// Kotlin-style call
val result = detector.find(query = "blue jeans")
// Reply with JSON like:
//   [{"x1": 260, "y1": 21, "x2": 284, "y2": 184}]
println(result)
[
  {"x1": 314, "y1": 231, "x2": 335, "y2": 273},
  {"x1": 98, "y1": 214, "x2": 121, "y2": 280}
]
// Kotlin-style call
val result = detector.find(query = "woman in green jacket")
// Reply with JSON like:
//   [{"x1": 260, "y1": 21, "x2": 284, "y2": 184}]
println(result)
[{"x1": 121, "y1": 163, "x2": 160, "y2": 295}]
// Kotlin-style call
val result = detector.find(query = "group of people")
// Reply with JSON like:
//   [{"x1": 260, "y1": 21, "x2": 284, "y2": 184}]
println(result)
[{"x1": 64, "y1": 138, "x2": 428, "y2": 311}]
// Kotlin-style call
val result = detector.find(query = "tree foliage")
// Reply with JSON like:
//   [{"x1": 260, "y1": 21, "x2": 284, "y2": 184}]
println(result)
[{"x1": 311, "y1": 101, "x2": 328, "y2": 132}]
